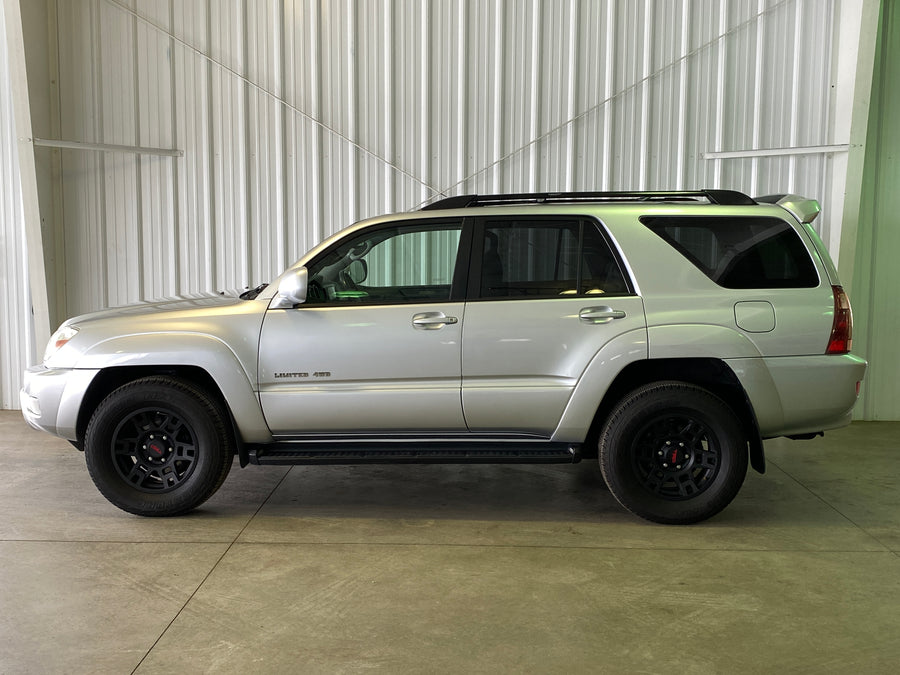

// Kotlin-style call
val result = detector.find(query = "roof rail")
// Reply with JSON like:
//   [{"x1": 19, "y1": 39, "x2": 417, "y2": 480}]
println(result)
[
  {"x1": 420, "y1": 189, "x2": 755, "y2": 210},
  {"x1": 755, "y1": 194, "x2": 820, "y2": 224}
]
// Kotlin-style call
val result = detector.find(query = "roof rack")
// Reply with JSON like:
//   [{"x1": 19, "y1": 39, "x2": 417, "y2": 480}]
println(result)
[{"x1": 420, "y1": 189, "x2": 756, "y2": 210}]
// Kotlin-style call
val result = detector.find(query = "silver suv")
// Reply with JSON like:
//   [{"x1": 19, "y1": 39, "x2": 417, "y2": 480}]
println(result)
[{"x1": 21, "y1": 190, "x2": 867, "y2": 524}]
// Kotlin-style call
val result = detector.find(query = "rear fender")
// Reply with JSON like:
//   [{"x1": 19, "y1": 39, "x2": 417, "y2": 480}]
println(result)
[{"x1": 551, "y1": 328, "x2": 648, "y2": 442}]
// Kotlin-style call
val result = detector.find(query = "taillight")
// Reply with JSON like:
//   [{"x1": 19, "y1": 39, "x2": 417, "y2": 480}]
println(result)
[{"x1": 826, "y1": 285, "x2": 853, "y2": 354}]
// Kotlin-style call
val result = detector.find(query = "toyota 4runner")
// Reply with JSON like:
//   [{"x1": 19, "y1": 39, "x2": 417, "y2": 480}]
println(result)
[{"x1": 21, "y1": 190, "x2": 867, "y2": 524}]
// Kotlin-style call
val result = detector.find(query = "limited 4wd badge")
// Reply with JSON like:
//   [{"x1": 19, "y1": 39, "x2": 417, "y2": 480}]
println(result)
[{"x1": 274, "y1": 371, "x2": 332, "y2": 379}]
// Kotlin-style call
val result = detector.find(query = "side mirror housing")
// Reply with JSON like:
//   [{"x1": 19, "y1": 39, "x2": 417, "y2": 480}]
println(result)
[{"x1": 270, "y1": 267, "x2": 308, "y2": 308}]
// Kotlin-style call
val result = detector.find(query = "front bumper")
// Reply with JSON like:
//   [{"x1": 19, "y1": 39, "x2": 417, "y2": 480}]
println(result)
[{"x1": 20, "y1": 365, "x2": 100, "y2": 441}]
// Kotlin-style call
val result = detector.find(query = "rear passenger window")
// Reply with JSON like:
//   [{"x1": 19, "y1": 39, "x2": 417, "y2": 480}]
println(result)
[
  {"x1": 641, "y1": 216, "x2": 819, "y2": 289},
  {"x1": 477, "y1": 218, "x2": 629, "y2": 298}
]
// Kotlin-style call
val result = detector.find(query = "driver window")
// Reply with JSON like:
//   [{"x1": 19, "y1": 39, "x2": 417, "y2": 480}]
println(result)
[{"x1": 306, "y1": 222, "x2": 462, "y2": 305}]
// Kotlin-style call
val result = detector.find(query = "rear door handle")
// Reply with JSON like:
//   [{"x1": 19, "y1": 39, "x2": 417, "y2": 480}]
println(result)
[
  {"x1": 412, "y1": 312, "x2": 459, "y2": 330},
  {"x1": 579, "y1": 306, "x2": 626, "y2": 324}
]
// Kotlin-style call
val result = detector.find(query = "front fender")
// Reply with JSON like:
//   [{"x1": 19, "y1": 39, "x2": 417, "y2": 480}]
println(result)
[{"x1": 76, "y1": 333, "x2": 272, "y2": 443}]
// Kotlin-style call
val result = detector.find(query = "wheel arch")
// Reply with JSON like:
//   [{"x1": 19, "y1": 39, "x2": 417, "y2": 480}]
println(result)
[
  {"x1": 582, "y1": 358, "x2": 765, "y2": 473},
  {"x1": 75, "y1": 365, "x2": 254, "y2": 467}
]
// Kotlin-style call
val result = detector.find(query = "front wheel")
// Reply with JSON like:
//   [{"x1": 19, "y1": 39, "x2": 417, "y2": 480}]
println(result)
[
  {"x1": 599, "y1": 382, "x2": 748, "y2": 524},
  {"x1": 84, "y1": 377, "x2": 233, "y2": 516}
]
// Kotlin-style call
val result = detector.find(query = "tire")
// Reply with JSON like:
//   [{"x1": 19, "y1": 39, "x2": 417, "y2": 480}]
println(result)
[
  {"x1": 84, "y1": 376, "x2": 234, "y2": 516},
  {"x1": 599, "y1": 381, "x2": 748, "y2": 525}
]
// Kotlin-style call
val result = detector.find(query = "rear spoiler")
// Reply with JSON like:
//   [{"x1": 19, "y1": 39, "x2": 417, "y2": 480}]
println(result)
[{"x1": 755, "y1": 194, "x2": 820, "y2": 224}]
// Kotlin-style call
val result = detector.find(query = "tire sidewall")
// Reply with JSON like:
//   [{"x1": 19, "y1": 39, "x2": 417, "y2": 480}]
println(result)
[
  {"x1": 85, "y1": 379, "x2": 231, "y2": 516},
  {"x1": 600, "y1": 383, "x2": 748, "y2": 524}
]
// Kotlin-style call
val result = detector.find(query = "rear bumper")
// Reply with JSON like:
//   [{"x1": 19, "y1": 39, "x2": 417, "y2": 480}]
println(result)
[
  {"x1": 727, "y1": 353, "x2": 867, "y2": 438},
  {"x1": 20, "y1": 365, "x2": 100, "y2": 441}
]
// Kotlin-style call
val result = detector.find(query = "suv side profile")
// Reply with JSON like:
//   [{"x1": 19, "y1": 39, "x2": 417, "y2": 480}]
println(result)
[{"x1": 21, "y1": 190, "x2": 867, "y2": 524}]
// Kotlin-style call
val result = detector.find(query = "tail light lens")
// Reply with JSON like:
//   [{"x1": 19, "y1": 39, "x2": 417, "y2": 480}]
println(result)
[{"x1": 826, "y1": 285, "x2": 853, "y2": 354}]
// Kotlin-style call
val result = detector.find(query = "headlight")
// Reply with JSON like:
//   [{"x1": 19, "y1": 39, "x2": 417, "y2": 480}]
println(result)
[{"x1": 44, "y1": 325, "x2": 79, "y2": 362}]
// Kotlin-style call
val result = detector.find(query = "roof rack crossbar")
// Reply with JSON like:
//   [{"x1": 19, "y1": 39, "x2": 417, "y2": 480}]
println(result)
[{"x1": 421, "y1": 189, "x2": 755, "y2": 210}]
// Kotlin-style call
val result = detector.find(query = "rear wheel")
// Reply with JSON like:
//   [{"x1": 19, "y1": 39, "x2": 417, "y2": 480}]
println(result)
[
  {"x1": 84, "y1": 377, "x2": 233, "y2": 516},
  {"x1": 599, "y1": 382, "x2": 748, "y2": 524}
]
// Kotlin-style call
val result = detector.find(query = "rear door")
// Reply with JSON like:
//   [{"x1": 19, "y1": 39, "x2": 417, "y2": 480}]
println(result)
[{"x1": 461, "y1": 216, "x2": 646, "y2": 436}]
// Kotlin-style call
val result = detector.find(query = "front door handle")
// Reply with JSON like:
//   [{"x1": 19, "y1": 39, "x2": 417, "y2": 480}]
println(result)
[
  {"x1": 412, "y1": 312, "x2": 459, "y2": 330},
  {"x1": 579, "y1": 306, "x2": 626, "y2": 324}
]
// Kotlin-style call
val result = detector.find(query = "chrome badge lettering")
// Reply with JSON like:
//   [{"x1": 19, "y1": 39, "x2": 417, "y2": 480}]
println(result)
[{"x1": 274, "y1": 371, "x2": 332, "y2": 379}]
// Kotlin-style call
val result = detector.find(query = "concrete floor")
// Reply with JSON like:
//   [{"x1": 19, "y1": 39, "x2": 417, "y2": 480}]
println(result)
[{"x1": 1, "y1": 411, "x2": 898, "y2": 674}]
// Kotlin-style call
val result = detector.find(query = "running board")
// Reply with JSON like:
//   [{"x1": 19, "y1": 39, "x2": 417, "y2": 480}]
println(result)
[{"x1": 247, "y1": 442, "x2": 581, "y2": 465}]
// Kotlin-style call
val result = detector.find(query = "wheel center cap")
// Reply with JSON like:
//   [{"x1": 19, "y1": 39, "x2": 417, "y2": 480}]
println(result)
[
  {"x1": 658, "y1": 441, "x2": 691, "y2": 470},
  {"x1": 141, "y1": 435, "x2": 172, "y2": 463}
]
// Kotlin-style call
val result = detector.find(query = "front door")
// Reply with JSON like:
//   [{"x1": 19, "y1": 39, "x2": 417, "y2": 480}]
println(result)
[{"x1": 259, "y1": 220, "x2": 467, "y2": 436}]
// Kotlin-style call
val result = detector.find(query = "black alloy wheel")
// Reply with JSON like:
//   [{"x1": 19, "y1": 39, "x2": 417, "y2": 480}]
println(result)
[
  {"x1": 111, "y1": 407, "x2": 200, "y2": 493},
  {"x1": 599, "y1": 381, "x2": 748, "y2": 524},
  {"x1": 629, "y1": 413, "x2": 722, "y2": 501},
  {"x1": 85, "y1": 376, "x2": 233, "y2": 516}
]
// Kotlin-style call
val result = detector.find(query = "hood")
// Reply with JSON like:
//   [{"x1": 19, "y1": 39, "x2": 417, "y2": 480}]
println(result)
[
  {"x1": 44, "y1": 291, "x2": 267, "y2": 370},
  {"x1": 63, "y1": 292, "x2": 243, "y2": 328}
]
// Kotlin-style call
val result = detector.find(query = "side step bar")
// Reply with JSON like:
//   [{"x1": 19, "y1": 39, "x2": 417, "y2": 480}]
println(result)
[{"x1": 247, "y1": 442, "x2": 581, "y2": 466}]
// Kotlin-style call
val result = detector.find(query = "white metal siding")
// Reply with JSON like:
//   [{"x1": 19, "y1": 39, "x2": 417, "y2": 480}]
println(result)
[
  {"x1": 0, "y1": 0, "x2": 35, "y2": 408},
  {"x1": 0, "y1": 0, "x2": 868, "y2": 408},
  {"x1": 43, "y1": 0, "x2": 851, "y2": 316}
]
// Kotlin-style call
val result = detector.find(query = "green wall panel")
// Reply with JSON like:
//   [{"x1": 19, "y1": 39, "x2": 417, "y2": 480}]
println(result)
[{"x1": 852, "y1": 0, "x2": 900, "y2": 419}]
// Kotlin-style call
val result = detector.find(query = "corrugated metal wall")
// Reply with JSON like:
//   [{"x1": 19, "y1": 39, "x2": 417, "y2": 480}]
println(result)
[
  {"x1": 47, "y1": 0, "x2": 847, "y2": 317},
  {"x1": 0, "y1": 0, "x2": 865, "y2": 407},
  {"x1": 0, "y1": 0, "x2": 36, "y2": 408}
]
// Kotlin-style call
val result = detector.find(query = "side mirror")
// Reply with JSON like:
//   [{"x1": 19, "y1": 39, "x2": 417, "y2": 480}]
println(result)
[{"x1": 270, "y1": 267, "x2": 308, "y2": 308}]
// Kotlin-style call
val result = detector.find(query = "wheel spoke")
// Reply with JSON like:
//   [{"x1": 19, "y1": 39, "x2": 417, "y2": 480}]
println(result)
[
  {"x1": 114, "y1": 438, "x2": 137, "y2": 455},
  {"x1": 114, "y1": 433, "x2": 137, "y2": 445},
  {"x1": 125, "y1": 460, "x2": 152, "y2": 486},
  {"x1": 134, "y1": 411, "x2": 158, "y2": 432},
  {"x1": 676, "y1": 473, "x2": 701, "y2": 497},
  {"x1": 173, "y1": 442, "x2": 197, "y2": 459},
  {"x1": 630, "y1": 411, "x2": 722, "y2": 501},
  {"x1": 165, "y1": 465, "x2": 186, "y2": 487},
  {"x1": 640, "y1": 471, "x2": 666, "y2": 495},
  {"x1": 677, "y1": 420, "x2": 704, "y2": 447},
  {"x1": 160, "y1": 415, "x2": 186, "y2": 439},
  {"x1": 154, "y1": 466, "x2": 175, "y2": 487},
  {"x1": 110, "y1": 405, "x2": 200, "y2": 493},
  {"x1": 698, "y1": 450, "x2": 718, "y2": 470}
]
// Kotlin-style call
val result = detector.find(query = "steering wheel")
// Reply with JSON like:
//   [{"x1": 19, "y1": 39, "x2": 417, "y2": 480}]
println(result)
[{"x1": 348, "y1": 240, "x2": 372, "y2": 261}]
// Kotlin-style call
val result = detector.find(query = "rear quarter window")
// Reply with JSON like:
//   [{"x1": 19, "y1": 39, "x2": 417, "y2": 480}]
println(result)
[{"x1": 640, "y1": 216, "x2": 819, "y2": 289}]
